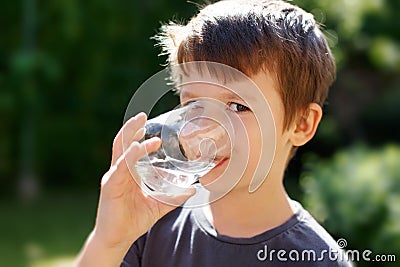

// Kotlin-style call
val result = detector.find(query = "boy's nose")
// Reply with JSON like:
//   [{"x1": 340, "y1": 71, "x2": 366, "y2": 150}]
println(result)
[
  {"x1": 179, "y1": 118, "x2": 217, "y2": 138},
  {"x1": 178, "y1": 118, "x2": 231, "y2": 161}
]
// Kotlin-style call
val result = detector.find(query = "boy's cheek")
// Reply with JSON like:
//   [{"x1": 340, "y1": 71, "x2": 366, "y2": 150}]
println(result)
[{"x1": 230, "y1": 132, "x2": 260, "y2": 174}]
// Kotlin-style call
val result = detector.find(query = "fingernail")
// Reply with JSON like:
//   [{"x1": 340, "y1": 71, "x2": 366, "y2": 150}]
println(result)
[{"x1": 136, "y1": 112, "x2": 147, "y2": 119}]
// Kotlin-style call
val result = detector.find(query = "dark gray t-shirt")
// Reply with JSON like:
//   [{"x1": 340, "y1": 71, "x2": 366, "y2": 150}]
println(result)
[{"x1": 122, "y1": 201, "x2": 351, "y2": 266}]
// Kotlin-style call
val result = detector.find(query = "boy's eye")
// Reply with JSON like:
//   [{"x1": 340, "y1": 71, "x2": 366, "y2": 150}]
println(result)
[{"x1": 228, "y1": 102, "x2": 250, "y2": 112}]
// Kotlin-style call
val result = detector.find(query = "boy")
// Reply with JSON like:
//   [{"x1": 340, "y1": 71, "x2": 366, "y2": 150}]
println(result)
[{"x1": 77, "y1": 0, "x2": 351, "y2": 266}]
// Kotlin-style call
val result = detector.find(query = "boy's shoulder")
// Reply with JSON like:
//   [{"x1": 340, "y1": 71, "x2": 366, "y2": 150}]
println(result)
[
  {"x1": 123, "y1": 200, "x2": 352, "y2": 266},
  {"x1": 277, "y1": 201, "x2": 344, "y2": 253}
]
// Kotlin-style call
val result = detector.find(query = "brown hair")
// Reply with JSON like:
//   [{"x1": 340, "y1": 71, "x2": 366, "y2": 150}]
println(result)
[{"x1": 155, "y1": 0, "x2": 336, "y2": 130}]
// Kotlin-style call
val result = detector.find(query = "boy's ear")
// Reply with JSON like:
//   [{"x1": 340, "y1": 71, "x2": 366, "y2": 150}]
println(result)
[{"x1": 289, "y1": 103, "x2": 323, "y2": 147}]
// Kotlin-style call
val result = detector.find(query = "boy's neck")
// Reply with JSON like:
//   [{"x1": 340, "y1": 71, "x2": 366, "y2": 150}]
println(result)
[{"x1": 203, "y1": 180, "x2": 296, "y2": 238}]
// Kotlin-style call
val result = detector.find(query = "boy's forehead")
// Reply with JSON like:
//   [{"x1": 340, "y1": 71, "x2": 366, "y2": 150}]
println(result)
[
  {"x1": 177, "y1": 67, "x2": 266, "y2": 100},
  {"x1": 179, "y1": 79, "x2": 258, "y2": 102}
]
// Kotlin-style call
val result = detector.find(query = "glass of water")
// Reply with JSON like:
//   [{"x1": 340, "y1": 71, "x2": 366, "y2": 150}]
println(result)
[{"x1": 135, "y1": 100, "x2": 232, "y2": 195}]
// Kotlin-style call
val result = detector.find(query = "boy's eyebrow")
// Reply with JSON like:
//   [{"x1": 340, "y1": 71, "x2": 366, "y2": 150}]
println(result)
[
  {"x1": 181, "y1": 90, "x2": 256, "y2": 103},
  {"x1": 218, "y1": 91, "x2": 255, "y2": 102}
]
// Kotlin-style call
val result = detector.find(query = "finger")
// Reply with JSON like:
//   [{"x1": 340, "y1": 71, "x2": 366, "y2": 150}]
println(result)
[
  {"x1": 111, "y1": 112, "x2": 147, "y2": 165},
  {"x1": 107, "y1": 137, "x2": 162, "y2": 188},
  {"x1": 102, "y1": 141, "x2": 145, "y2": 189},
  {"x1": 124, "y1": 137, "x2": 162, "y2": 180},
  {"x1": 141, "y1": 137, "x2": 162, "y2": 157},
  {"x1": 130, "y1": 137, "x2": 163, "y2": 190},
  {"x1": 132, "y1": 127, "x2": 146, "y2": 142},
  {"x1": 122, "y1": 116, "x2": 147, "y2": 154}
]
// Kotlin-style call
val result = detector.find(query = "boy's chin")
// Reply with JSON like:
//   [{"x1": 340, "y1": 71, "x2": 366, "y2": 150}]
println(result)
[
  {"x1": 198, "y1": 158, "x2": 245, "y2": 194},
  {"x1": 199, "y1": 158, "x2": 228, "y2": 183}
]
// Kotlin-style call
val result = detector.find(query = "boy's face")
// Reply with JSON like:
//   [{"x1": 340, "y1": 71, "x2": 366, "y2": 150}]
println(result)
[{"x1": 179, "y1": 68, "x2": 291, "y2": 193}]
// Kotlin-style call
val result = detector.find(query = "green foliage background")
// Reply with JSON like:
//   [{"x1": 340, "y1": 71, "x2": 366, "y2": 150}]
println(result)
[
  {"x1": 301, "y1": 145, "x2": 400, "y2": 265},
  {"x1": 0, "y1": 0, "x2": 399, "y2": 266}
]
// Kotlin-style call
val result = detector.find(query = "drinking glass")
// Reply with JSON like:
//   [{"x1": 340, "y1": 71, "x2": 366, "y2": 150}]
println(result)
[{"x1": 135, "y1": 100, "x2": 232, "y2": 195}]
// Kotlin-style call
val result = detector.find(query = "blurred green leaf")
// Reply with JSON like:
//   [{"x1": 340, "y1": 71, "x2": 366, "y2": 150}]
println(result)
[{"x1": 301, "y1": 144, "x2": 400, "y2": 265}]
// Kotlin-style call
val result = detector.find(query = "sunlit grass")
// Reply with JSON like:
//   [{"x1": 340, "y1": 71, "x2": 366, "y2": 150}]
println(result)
[
  {"x1": 0, "y1": 191, "x2": 98, "y2": 267},
  {"x1": 30, "y1": 256, "x2": 76, "y2": 267}
]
